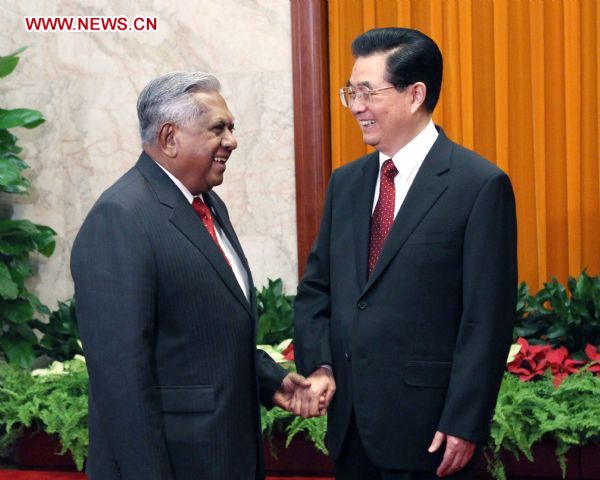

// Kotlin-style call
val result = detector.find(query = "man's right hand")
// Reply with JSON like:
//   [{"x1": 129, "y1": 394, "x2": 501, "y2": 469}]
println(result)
[{"x1": 290, "y1": 367, "x2": 336, "y2": 418}]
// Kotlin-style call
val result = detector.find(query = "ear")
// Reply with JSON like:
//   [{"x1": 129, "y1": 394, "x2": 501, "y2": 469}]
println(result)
[
  {"x1": 410, "y1": 82, "x2": 427, "y2": 113},
  {"x1": 157, "y1": 123, "x2": 177, "y2": 158}
]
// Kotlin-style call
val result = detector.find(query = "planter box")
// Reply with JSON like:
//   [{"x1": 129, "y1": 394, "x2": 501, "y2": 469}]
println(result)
[
  {"x1": 264, "y1": 432, "x2": 333, "y2": 476},
  {"x1": 581, "y1": 444, "x2": 600, "y2": 480},
  {"x1": 12, "y1": 428, "x2": 600, "y2": 479},
  {"x1": 491, "y1": 440, "x2": 579, "y2": 479},
  {"x1": 264, "y1": 433, "x2": 600, "y2": 479},
  {"x1": 11, "y1": 428, "x2": 77, "y2": 470}
]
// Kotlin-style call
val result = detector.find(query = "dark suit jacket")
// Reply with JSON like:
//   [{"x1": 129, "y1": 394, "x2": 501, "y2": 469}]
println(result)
[
  {"x1": 294, "y1": 128, "x2": 517, "y2": 471},
  {"x1": 71, "y1": 152, "x2": 286, "y2": 480}
]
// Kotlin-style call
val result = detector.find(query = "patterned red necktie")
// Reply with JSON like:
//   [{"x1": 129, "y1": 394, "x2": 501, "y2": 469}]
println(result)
[
  {"x1": 368, "y1": 159, "x2": 398, "y2": 276},
  {"x1": 192, "y1": 197, "x2": 231, "y2": 268}
]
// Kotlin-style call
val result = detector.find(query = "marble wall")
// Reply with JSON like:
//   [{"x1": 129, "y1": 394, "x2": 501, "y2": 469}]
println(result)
[{"x1": 0, "y1": 0, "x2": 298, "y2": 309}]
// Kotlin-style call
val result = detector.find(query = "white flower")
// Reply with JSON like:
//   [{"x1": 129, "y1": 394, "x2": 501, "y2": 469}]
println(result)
[
  {"x1": 257, "y1": 338, "x2": 293, "y2": 364},
  {"x1": 506, "y1": 343, "x2": 522, "y2": 364},
  {"x1": 32, "y1": 361, "x2": 67, "y2": 377},
  {"x1": 73, "y1": 354, "x2": 86, "y2": 364}
]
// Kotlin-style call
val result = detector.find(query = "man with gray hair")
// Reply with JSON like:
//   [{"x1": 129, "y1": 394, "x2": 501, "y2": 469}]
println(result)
[{"x1": 71, "y1": 71, "x2": 309, "y2": 480}]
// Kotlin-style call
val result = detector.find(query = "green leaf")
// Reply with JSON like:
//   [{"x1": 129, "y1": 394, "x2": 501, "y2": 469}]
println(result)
[
  {"x1": 0, "y1": 261, "x2": 19, "y2": 299},
  {"x1": 0, "y1": 240, "x2": 27, "y2": 255},
  {"x1": 0, "y1": 47, "x2": 25, "y2": 79},
  {"x1": 0, "y1": 47, "x2": 27, "y2": 78},
  {"x1": 12, "y1": 322, "x2": 38, "y2": 343},
  {"x1": 1, "y1": 153, "x2": 28, "y2": 170},
  {"x1": 33, "y1": 225, "x2": 57, "y2": 257},
  {"x1": 0, "y1": 56, "x2": 18, "y2": 79},
  {"x1": 0, "y1": 298, "x2": 34, "y2": 323},
  {"x1": 0, "y1": 218, "x2": 39, "y2": 236},
  {"x1": 0, "y1": 129, "x2": 23, "y2": 154},
  {"x1": 7, "y1": 256, "x2": 33, "y2": 287},
  {"x1": 0, "y1": 108, "x2": 45, "y2": 130},
  {"x1": 546, "y1": 325, "x2": 567, "y2": 340},
  {"x1": 256, "y1": 278, "x2": 294, "y2": 345},
  {"x1": 0, "y1": 332, "x2": 36, "y2": 367},
  {"x1": 0, "y1": 157, "x2": 25, "y2": 188},
  {"x1": 0, "y1": 178, "x2": 29, "y2": 194},
  {"x1": 21, "y1": 290, "x2": 50, "y2": 315}
]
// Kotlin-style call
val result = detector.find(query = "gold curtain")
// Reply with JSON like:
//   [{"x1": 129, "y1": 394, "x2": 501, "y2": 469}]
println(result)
[{"x1": 328, "y1": 0, "x2": 600, "y2": 290}]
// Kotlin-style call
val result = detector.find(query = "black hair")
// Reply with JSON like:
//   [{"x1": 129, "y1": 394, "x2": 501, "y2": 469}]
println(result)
[{"x1": 351, "y1": 27, "x2": 443, "y2": 113}]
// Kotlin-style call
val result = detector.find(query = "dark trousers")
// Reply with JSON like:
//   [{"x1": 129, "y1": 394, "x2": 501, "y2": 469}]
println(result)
[{"x1": 334, "y1": 412, "x2": 477, "y2": 480}]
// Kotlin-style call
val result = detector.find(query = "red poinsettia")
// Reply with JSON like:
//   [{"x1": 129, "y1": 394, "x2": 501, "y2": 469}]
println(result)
[
  {"x1": 507, "y1": 338, "x2": 600, "y2": 388},
  {"x1": 545, "y1": 346, "x2": 585, "y2": 388},
  {"x1": 507, "y1": 338, "x2": 551, "y2": 381},
  {"x1": 584, "y1": 343, "x2": 600, "y2": 375},
  {"x1": 282, "y1": 342, "x2": 294, "y2": 362}
]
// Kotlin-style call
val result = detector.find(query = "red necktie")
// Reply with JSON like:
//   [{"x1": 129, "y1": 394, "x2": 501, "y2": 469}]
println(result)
[
  {"x1": 368, "y1": 159, "x2": 398, "y2": 276},
  {"x1": 192, "y1": 197, "x2": 231, "y2": 267}
]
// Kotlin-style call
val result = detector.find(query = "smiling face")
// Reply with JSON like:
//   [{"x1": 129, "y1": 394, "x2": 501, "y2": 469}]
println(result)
[
  {"x1": 349, "y1": 52, "x2": 426, "y2": 156},
  {"x1": 166, "y1": 91, "x2": 237, "y2": 194}
]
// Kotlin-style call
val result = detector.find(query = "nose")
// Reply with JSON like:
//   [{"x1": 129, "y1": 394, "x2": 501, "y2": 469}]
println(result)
[
  {"x1": 222, "y1": 127, "x2": 237, "y2": 150},
  {"x1": 350, "y1": 97, "x2": 367, "y2": 115}
]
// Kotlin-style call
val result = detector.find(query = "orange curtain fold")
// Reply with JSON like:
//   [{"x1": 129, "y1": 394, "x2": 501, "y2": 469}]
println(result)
[{"x1": 328, "y1": 0, "x2": 600, "y2": 290}]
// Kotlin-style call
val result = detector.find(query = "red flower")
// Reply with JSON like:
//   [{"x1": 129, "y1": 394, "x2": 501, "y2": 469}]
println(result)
[
  {"x1": 507, "y1": 338, "x2": 551, "y2": 381},
  {"x1": 282, "y1": 343, "x2": 294, "y2": 362},
  {"x1": 545, "y1": 346, "x2": 584, "y2": 388},
  {"x1": 507, "y1": 338, "x2": 594, "y2": 388},
  {"x1": 584, "y1": 344, "x2": 600, "y2": 375}
]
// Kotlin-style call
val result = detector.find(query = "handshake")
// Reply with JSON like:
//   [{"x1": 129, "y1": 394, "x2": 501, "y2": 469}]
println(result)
[{"x1": 273, "y1": 367, "x2": 336, "y2": 418}]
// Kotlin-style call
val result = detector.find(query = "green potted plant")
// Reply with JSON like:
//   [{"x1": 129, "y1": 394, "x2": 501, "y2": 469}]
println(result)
[
  {"x1": 0, "y1": 356, "x2": 88, "y2": 470},
  {"x1": 1, "y1": 272, "x2": 599, "y2": 478},
  {"x1": 256, "y1": 278, "x2": 332, "y2": 475},
  {"x1": 31, "y1": 298, "x2": 82, "y2": 362},
  {"x1": 258, "y1": 273, "x2": 600, "y2": 479},
  {"x1": 257, "y1": 277, "x2": 294, "y2": 345},
  {"x1": 514, "y1": 271, "x2": 600, "y2": 355},
  {"x1": 487, "y1": 337, "x2": 600, "y2": 479},
  {"x1": 0, "y1": 47, "x2": 57, "y2": 368}
]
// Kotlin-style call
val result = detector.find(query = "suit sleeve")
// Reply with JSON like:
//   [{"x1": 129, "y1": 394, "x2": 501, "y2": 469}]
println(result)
[
  {"x1": 293, "y1": 172, "x2": 336, "y2": 377},
  {"x1": 256, "y1": 349, "x2": 287, "y2": 407},
  {"x1": 71, "y1": 201, "x2": 174, "y2": 479},
  {"x1": 437, "y1": 172, "x2": 517, "y2": 444}
]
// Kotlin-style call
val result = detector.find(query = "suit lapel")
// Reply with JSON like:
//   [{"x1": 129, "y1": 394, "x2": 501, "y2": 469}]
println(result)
[
  {"x1": 363, "y1": 130, "x2": 453, "y2": 293},
  {"x1": 352, "y1": 152, "x2": 380, "y2": 291},
  {"x1": 203, "y1": 192, "x2": 256, "y2": 312},
  {"x1": 136, "y1": 153, "x2": 252, "y2": 315}
]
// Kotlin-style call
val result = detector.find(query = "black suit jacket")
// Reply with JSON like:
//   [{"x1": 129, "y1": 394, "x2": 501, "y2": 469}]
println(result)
[
  {"x1": 71, "y1": 152, "x2": 286, "y2": 480},
  {"x1": 294, "y1": 128, "x2": 517, "y2": 471}
]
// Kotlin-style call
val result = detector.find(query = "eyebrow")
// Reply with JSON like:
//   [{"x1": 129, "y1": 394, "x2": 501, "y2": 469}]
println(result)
[
  {"x1": 346, "y1": 80, "x2": 373, "y2": 88},
  {"x1": 210, "y1": 118, "x2": 235, "y2": 127}
]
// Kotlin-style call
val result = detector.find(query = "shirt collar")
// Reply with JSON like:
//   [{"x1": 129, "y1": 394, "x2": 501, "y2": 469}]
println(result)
[
  {"x1": 153, "y1": 160, "x2": 195, "y2": 204},
  {"x1": 378, "y1": 120, "x2": 438, "y2": 180}
]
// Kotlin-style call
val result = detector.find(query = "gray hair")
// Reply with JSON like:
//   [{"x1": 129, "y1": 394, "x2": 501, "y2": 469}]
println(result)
[{"x1": 137, "y1": 71, "x2": 221, "y2": 145}]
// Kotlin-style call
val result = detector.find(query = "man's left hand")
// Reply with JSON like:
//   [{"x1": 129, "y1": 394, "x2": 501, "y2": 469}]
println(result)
[
  {"x1": 272, "y1": 373, "x2": 311, "y2": 412},
  {"x1": 428, "y1": 431, "x2": 476, "y2": 477}
]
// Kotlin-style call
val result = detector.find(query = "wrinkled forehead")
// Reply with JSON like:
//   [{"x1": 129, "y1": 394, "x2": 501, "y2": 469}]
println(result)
[{"x1": 190, "y1": 91, "x2": 235, "y2": 122}]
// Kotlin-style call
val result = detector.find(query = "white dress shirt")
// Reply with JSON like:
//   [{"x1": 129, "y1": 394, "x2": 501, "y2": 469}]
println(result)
[
  {"x1": 154, "y1": 161, "x2": 250, "y2": 302},
  {"x1": 372, "y1": 120, "x2": 439, "y2": 217}
]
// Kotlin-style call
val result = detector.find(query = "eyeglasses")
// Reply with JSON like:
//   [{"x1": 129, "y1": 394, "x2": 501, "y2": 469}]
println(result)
[{"x1": 339, "y1": 85, "x2": 396, "y2": 108}]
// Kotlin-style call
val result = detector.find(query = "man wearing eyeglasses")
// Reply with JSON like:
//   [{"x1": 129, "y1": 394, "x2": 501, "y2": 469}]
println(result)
[{"x1": 293, "y1": 28, "x2": 517, "y2": 480}]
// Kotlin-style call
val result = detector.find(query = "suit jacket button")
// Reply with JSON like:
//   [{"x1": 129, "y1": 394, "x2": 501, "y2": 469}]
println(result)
[
  {"x1": 357, "y1": 301, "x2": 368, "y2": 310},
  {"x1": 345, "y1": 352, "x2": 351, "y2": 360}
]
